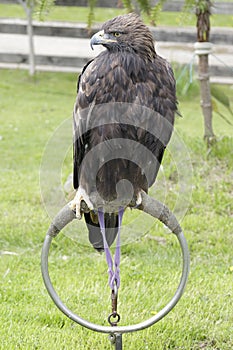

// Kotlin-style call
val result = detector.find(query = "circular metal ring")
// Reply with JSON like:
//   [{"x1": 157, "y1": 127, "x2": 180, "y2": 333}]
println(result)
[
  {"x1": 41, "y1": 194, "x2": 189, "y2": 334},
  {"x1": 108, "y1": 312, "x2": 121, "y2": 326}
]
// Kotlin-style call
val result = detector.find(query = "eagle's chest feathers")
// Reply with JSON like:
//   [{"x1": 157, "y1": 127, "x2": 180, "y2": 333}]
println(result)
[{"x1": 84, "y1": 51, "x2": 150, "y2": 104}]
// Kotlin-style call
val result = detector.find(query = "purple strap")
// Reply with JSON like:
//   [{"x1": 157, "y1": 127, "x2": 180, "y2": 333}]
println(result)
[{"x1": 98, "y1": 208, "x2": 124, "y2": 290}]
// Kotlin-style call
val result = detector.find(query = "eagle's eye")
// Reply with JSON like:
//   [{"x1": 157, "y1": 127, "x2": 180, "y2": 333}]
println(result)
[{"x1": 113, "y1": 32, "x2": 121, "y2": 37}]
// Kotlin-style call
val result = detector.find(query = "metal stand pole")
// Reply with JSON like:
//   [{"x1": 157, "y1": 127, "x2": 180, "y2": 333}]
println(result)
[
  {"x1": 109, "y1": 333, "x2": 122, "y2": 350},
  {"x1": 115, "y1": 334, "x2": 123, "y2": 350}
]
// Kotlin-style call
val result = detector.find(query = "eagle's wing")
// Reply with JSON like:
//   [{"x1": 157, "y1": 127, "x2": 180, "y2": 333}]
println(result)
[{"x1": 73, "y1": 59, "x2": 95, "y2": 189}]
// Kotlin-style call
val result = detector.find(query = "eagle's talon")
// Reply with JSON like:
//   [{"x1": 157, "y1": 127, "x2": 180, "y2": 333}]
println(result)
[
  {"x1": 81, "y1": 200, "x2": 91, "y2": 213},
  {"x1": 136, "y1": 192, "x2": 142, "y2": 206},
  {"x1": 128, "y1": 192, "x2": 143, "y2": 209},
  {"x1": 69, "y1": 187, "x2": 94, "y2": 219}
]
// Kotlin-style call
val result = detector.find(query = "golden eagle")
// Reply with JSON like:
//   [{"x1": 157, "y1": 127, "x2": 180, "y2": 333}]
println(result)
[{"x1": 71, "y1": 13, "x2": 178, "y2": 251}]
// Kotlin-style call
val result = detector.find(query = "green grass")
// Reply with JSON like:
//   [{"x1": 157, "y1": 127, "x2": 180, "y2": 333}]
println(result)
[
  {"x1": 0, "y1": 3, "x2": 232, "y2": 27},
  {"x1": 0, "y1": 68, "x2": 233, "y2": 349}
]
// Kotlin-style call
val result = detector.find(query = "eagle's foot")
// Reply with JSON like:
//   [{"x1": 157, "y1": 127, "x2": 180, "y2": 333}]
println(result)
[
  {"x1": 129, "y1": 191, "x2": 143, "y2": 208},
  {"x1": 136, "y1": 191, "x2": 142, "y2": 206},
  {"x1": 69, "y1": 187, "x2": 94, "y2": 219}
]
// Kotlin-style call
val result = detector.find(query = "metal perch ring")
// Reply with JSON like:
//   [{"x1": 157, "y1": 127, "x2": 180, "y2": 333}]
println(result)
[{"x1": 41, "y1": 191, "x2": 189, "y2": 334}]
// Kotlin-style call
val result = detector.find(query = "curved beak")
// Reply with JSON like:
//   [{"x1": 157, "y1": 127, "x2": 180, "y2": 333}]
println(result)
[{"x1": 90, "y1": 30, "x2": 117, "y2": 50}]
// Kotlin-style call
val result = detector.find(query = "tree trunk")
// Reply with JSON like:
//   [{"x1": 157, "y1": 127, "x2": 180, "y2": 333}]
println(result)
[
  {"x1": 197, "y1": 53, "x2": 215, "y2": 145},
  {"x1": 19, "y1": 0, "x2": 35, "y2": 76},
  {"x1": 26, "y1": 5, "x2": 35, "y2": 76},
  {"x1": 195, "y1": 0, "x2": 215, "y2": 146}
]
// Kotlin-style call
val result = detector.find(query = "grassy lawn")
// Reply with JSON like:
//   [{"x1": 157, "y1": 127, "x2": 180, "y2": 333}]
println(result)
[
  {"x1": 0, "y1": 3, "x2": 232, "y2": 27},
  {"x1": 0, "y1": 68, "x2": 233, "y2": 349}
]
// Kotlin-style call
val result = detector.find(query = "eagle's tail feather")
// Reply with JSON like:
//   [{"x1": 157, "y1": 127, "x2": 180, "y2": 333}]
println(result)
[{"x1": 84, "y1": 212, "x2": 118, "y2": 252}]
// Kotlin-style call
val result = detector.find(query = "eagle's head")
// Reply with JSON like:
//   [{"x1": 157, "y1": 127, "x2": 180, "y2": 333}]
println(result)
[{"x1": 90, "y1": 13, "x2": 156, "y2": 61}]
